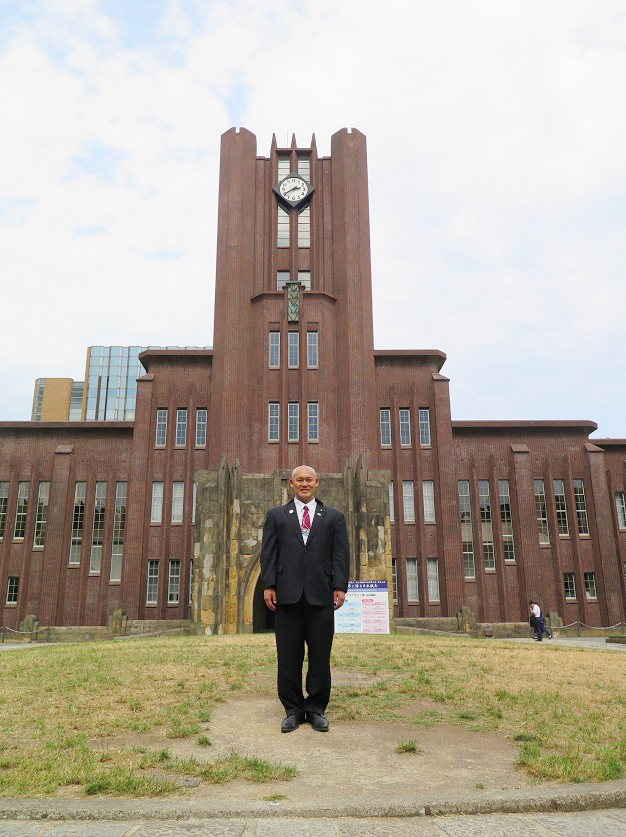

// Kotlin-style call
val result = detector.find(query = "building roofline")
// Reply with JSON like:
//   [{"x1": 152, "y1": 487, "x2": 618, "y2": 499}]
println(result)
[
  {"x1": 373, "y1": 349, "x2": 447, "y2": 371},
  {"x1": 588, "y1": 438, "x2": 626, "y2": 447},
  {"x1": 0, "y1": 421, "x2": 134, "y2": 431},
  {"x1": 139, "y1": 349, "x2": 213, "y2": 372},
  {"x1": 452, "y1": 419, "x2": 598, "y2": 432}
]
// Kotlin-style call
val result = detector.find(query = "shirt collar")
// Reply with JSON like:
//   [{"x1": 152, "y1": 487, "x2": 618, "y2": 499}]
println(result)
[{"x1": 294, "y1": 496, "x2": 316, "y2": 513}]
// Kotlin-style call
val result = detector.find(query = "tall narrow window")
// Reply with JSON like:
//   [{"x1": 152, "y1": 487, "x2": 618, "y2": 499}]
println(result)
[
  {"x1": 534, "y1": 479, "x2": 549, "y2": 545},
  {"x1": 391, "y1": 559, "x2": 397, "y2": 601},
  {"x1": 146, "y1": 560, "x2": 159, "y2": 605},
  {"x1": 297, "y1": 270, "x2": 311, "y2": 289},
  {"x1": 288, "y1": 332, "x2": 299, "y2": 368},
  {"x1": 277, "y1": 270, "x2": 290, "y2": 289},
  {"x1": 110, "y1": 482, "x2": 127, "y2": 582},
  {"x1": 498, "y1": 479, "x2": 515, "y2": 561},
  {"x1": 277, "y1": 154, "x2": 290, "y2": 180},
  {"x1": 155, "y1": 408, "x2": 167, "y2": 446},
  {"x1": 277, "y1": 206, "x2": 290, "y2": 247},
  {"x1": 288, "y1": 402, "x2": 299, "y2": 442},
  {"x1": 307, "y1": 402, "x2": 319, "y2": 442},
  {"x1": 14, "y1": 481, "x2": 29, "y2": 539},
  {"x1": 297, "y1": 154, "x2": 310, "y2": 180},
  {"x1": 573, "y1": 479, "x2": 589, "y2": 535},
  {"x1": 399, "y1": 409, "x2": 411, "y2": 446},
  {"x1": 268, "y1": 402, "x2": 279, "y2": 441},
  {"x1": 6, "y1": 577, "x2": 19, "y2": 604},
  {"x1": 69, "y1": 481, "x2": 87, "y2": 564},
  {"x1": 388, "y1": 480, "x2": 395, "y2": 524},
  {"x1": 584, "y1": 572, "x2": 597, "y2": 600},
  {"x1": 616, "y1": 491, "x2": 626, "y2": 529},
  {"x1": 168, "y1": 559, "x2": 181, "y2": 604},
  {"x1": 307, "y1": 331, "x2": 318, "y2": 368},
  {"x1": 406, "y1": 558, "x2": 419, "y2": 601},
  {"x1": 458, "y1": 480, "x2": 475, "y2": 578},
  {"x1": 478, "y1": 480, "x2": 495, "y2": 570},
  {"x1": 175, "y1": 409, "x2": 187, "y2": 447},
  {"x1": 422, "y1": 480, "x2": 435, "y2": 522},
  {"x1": 0, "y1": 482, "x2": 8, "y2": 538},
  {"x1": 419, "y1": 408, "x2": 431, "y2": 446},
  {"x1": 298, "y1": 205, "x2": 310, "y2": 247},
  {"x1": 34, "y1": 481, "x2": 50, "y2": 547},
  {"x1": 189, "y1": 559, "x2": 194, "y2": 604},
  {"x1": 427, "y1": 558, "x2": 440, "y2": 602},
  {"x1": 564, "y1": 572, "x2": 576, "y2": 600},
  {"x1": 553, "y1": 479, "x2": 569, "y2": 535},
  {"x1": 380, "y1": 409, "x2": 391, "y2": 446},
  {"x1": 90, "y1": 482, "x2": 107, "y2": 574},
  {"x1": 171, "y1": 482, "x2": 184, "y2": 524},
  {"x1": 269, "y1": 332, "x2": 280, "y2": 369},
  {"x1": 402, "y1": 480, "x2": 415, "y2": 523},
  {"x1": 192, "y1": 481, "x2": 197, "y2": 525},
  {"x1": 195, "y1": 408, "x2": 207, "y2": 447},
  {"x1": 151, "y1": 482, "x2": 164, "y2": 524}
]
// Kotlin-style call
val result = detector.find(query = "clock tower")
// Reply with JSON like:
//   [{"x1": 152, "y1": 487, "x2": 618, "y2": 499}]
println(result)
[{"x1": 209, "y1": 127, "x2": 379, "y2": 474}]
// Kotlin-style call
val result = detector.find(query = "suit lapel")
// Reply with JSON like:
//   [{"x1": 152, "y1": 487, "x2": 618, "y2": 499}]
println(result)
[{"x1": 284, "y1": 500, "x2": 304, "y2": 545}]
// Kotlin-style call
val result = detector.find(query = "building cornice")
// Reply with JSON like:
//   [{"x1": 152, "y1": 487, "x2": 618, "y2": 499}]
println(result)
[{"x1": 452, "y1": 419, "x2": 598, "y2": 432}]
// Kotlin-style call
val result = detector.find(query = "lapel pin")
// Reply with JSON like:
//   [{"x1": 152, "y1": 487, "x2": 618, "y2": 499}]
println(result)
[{"x1": 289, "y1": 510, "x2": 294, "y2": 514}]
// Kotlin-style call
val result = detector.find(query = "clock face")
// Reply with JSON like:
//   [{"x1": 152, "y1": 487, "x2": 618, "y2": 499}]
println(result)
[{"x1": 279, "y1": 175, "x2": 309, "y2": 203}]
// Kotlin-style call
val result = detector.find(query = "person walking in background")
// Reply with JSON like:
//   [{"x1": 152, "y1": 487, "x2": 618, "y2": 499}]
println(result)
[{"x1": 530, "y1": 599, "x2": 552, "y2": 641}]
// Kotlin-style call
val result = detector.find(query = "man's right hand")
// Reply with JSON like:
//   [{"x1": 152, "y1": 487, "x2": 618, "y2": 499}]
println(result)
[{"x1": 264, "y1": 588, "x2": 277, "y2": 611}]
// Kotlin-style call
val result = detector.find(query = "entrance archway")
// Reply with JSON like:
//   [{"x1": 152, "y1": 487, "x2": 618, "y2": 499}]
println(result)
[{"x1": 252, "y1": 575, "x2": 275, "y2": 632}]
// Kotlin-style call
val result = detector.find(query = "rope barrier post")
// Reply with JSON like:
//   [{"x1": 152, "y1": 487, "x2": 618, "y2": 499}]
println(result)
[
  {"x1": 1, "y1": 626, "x2": 5, "y2": 644},
  {"x1": 577, "y1": 621, "x2": 580, "y2": 637}
]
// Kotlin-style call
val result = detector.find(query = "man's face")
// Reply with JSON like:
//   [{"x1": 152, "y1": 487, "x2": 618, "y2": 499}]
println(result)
[{"x1": 290, "y1": 467, "x2": 319, "y2": 503}]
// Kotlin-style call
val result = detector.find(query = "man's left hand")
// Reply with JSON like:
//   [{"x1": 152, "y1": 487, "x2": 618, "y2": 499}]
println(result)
[{"x1": 333, "y1": 589, "x2": 346, "y2": 610}]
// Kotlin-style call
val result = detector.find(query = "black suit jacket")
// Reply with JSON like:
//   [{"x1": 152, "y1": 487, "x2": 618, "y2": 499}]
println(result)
[{"x1": 260, "y1": 499, "x2": 350, "y2": 606}]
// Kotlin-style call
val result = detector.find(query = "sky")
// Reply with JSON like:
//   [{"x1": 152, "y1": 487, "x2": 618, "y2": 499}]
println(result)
[{"x1": 1, "y1": 0, "x2": 625, "y2": 437}]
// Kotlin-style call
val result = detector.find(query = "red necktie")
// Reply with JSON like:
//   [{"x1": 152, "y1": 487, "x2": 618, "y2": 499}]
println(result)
[{"x1": 302, "y1": 505, "x2": 311, "y2": 534}]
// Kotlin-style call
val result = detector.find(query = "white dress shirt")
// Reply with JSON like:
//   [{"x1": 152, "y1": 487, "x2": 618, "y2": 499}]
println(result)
[{"x1": 294, "y1": 496, "x2": 317, "y2": 544}]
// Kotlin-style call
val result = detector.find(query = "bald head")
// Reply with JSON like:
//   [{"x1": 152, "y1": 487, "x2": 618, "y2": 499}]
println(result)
[{"x1": 290, "y1": 465, "x2": 319, "y2": 503}]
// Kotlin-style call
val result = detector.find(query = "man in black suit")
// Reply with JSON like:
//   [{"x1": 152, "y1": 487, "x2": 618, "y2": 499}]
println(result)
[{"x1": 261, "y1": 465, "x2": 350, "y2": 733}]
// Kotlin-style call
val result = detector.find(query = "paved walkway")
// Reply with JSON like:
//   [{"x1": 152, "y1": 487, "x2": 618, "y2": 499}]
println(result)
[
  {"x1": 2, "y1": 809, "x2": 626, "y2": 836},
  {"x1": 499, "y1": 635, "x2": 626, "y2": 651}
]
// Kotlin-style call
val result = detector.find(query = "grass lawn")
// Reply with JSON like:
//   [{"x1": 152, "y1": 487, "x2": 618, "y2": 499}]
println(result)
[{"x1": 0, "y1": 633, "x2": 625, "y2": 797}]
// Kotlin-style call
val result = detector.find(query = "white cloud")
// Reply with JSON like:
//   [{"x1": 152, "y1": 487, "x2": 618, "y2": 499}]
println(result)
[{"x1": 0, "y1": 0, "x2": 625, "y2": 436}]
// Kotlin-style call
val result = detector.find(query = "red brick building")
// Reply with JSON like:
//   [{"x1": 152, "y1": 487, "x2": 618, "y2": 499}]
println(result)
[{"x1": 1, "y1": 127, "x2": 625, "y2": 631}]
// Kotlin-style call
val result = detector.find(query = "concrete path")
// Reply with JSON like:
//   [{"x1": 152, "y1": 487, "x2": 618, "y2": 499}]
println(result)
[
  {"x1": 1, "y1": 810, "x2": 626, "y2": 836},
  {"x1": 498, "y1": 636, "x2": 626, "y2": 651}
]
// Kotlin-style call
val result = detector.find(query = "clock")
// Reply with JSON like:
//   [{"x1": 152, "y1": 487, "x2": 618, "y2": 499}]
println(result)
[
  {"x1": 274, "y1": 174, "x2": 314, "y2": 209},
  {"x1": 279, "y1": 175, "x2": 309, "y2": 203}
]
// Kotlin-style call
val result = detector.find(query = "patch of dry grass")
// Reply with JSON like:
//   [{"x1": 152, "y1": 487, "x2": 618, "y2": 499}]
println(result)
[{"x1": 0, "y1": 632, "x2": 625, "y2": 795}]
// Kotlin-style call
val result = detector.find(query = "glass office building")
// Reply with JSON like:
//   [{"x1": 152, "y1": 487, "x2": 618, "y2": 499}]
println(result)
[{"x1": 85, "y1": 346, "x2": 210, "y2": 421}]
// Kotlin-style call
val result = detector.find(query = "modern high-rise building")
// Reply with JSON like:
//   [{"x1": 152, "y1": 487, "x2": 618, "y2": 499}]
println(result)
[{"x1": 2, "y1": 127, "x2": 625, "y2": 633}]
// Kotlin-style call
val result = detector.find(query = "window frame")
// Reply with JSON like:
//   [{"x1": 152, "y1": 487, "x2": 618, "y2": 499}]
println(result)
[
  {"x1": 402, "y1": 480, "x2": 415, "y2": 523},
  {"x1": 399, "y1": 408, "x2": 411, "y2": 447},
  {"x1": 146, "y1": 560, "x2": 159, "y2": 605},
  {"x1": 380, "y1": 408, "x2": 391, "y2": 447},
  {"x1": 171, "y1": 482, "x2": 184, "y2": 525},
  {"x1": 175, "y1": 408, "x2": 187, "y2": 448},
  {"x1": 155, "y1": 408, "x2": 168, "y2": 447},
  {"x1": 268, "y1": 402, "x2": 280, "y2": 442},
  {"x1": 195, "y1": 408, "x2": 207, "y2": 447},
  {"x1": 418, "y1": 408, "x2": 431, "y2": 447},
  {"x1": 307, "y1": 402, "x2": 319, "y2": 442},
  {"x1": 269, "y1": 332, "x2": 280, "y2": 369},
  {"x1": 288, "y1": 402, "x2": 299, "y2": 443}
]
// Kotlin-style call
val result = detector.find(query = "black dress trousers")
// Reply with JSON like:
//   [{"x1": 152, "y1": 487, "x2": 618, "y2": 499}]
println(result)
[{"x1": 274, "y1": 594, "x2": 335, "y2": 718}]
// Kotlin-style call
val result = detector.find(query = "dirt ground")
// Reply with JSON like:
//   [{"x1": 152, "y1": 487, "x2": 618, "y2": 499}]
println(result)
[{"x1": 91, "y1": 668, "x2": 534, "y2": 805}]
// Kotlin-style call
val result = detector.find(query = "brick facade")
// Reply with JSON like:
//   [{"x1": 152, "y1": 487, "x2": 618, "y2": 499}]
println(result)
[{"x1": 1, "y1": 127, "x2": 625, "y2": 631}]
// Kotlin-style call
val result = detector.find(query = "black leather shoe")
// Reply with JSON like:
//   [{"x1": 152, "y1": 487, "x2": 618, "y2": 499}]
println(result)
[
  {"x1": 281, "y1": 715, "x2": 302, "y2": 733},
  {"x1": 307, "y1": 712, "x2": 329, "y2": 732}
]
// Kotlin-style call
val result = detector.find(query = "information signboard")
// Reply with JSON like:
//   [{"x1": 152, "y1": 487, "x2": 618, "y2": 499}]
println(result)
[{"x1": 334, "y1": 580, "x2": 390, "y2": 634}]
